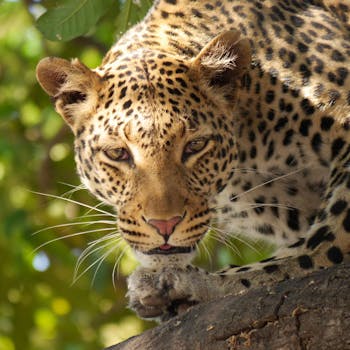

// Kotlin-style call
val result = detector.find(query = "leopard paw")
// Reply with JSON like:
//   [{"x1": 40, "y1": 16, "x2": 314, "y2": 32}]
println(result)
[{"x1": 127, "y1": 266, "x2": 200, "y2": 321}]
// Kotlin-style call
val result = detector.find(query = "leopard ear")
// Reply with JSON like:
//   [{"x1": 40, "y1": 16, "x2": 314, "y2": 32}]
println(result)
[
  {"x1": 191, "y1": 30, "x2": 251, "y2": 105},
  {"x1": 36, "y1": 57, "x2": 101, "y2": 130}
]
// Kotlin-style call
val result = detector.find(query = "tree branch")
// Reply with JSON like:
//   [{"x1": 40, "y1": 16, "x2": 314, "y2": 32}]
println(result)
[{"x1": 106, "y1": 263, "x2": 350, "y2": 350}]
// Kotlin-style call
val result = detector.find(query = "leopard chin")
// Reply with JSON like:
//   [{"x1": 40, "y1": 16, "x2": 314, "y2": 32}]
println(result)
[
  {"x1": 146, "y1": 245, "x2": 194, "y2": 255},
  {"x1": 134, "y1": 248, "x2": 196, "y2": 269}
]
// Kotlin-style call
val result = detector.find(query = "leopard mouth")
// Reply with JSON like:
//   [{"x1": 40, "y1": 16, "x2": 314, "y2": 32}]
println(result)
[{"x1": 145, "y1": 245, "x2": 195, "y2": 255}]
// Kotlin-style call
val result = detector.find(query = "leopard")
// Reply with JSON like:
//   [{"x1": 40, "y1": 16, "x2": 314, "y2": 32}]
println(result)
[{"x1": 36, "y1": 0, "x2": 350, "y2": 322}]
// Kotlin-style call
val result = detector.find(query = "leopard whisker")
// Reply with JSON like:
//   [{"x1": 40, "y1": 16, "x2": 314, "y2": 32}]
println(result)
[
  {"x1": 207, "y1": 224, "x2": 264, "y2": 257},
  {"x1": 86, "y1": 232, "x2": 121, "y2": 246},
  {"x1": 212, "y1": 201, "x2": 302, "y2": 212},
  {"x1": 196, "y1": 239, "x2": 213, "y2": 268},
  {"x1": 76, "y1": 233, "x2": 121, "y2": 270},
  {"x1": 213, "y1": 213, "x2": 288, "y2": 233},
  {"x1": 30, "y1": 190, "x2": 115, "y2": 217},
  {"x1": 58, "y1": 181, "x2": 87, "y2": 189},
  {"x1": 73, "y1": 242, "x2": 119, "y2": 285},
  {"x1": 32, "y1": 219, "x2": 116, "y2": 236},
  {"x1": 244, "y1": 203, "x2": 302, "y2": 210},
  {"x1": 231, "y1": 167, "x2": 283, "y2": 176},
  {"x1": 92, "y1": 238, "x2": 124, "y2": 287},
  {"x1": 84, "y1": 201, "x2": 113, "y2": 216},
  {"x1": 206, "y1": 229, "x2": 242, "y2": 257},
  {"x1": 112, "y1": 245, "x2": 129, "y2": 290},
  {"x1": 33, "y1": 227, "x2": 117, "y2": 253},
  {"x1": 230, "y1": 167, "x2": 309, "y2": 202},
  {"x1": 77, "y1": 212, "x2": 116, "y2": 218},
  {"x1": 212, "y1": 217, "x2": 285, "y2": 238},
  {"x1": 58, "y1": 182, "x2": 87, "y2": 198},
  {"x1": 74, "y1": 234, "x2": 122, "y2": 281}
]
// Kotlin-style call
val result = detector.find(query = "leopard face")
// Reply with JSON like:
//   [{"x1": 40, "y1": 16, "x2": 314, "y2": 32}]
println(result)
[{"x1": 36, "y1": 32, "x2": 251, "y2": 267}]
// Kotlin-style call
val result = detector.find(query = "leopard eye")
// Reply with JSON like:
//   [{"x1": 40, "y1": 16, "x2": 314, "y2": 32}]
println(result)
[
  {"x1": 104, "y1": 148, "x2": 130, "y2": 162},
  {"x1": 182, "y1": 138, "x2": 209, "y2": 161}
]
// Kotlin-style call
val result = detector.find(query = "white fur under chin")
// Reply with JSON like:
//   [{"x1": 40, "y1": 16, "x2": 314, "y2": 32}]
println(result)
[{"x1": 134, "y1": 250, "x2": 196, "y2": 269}]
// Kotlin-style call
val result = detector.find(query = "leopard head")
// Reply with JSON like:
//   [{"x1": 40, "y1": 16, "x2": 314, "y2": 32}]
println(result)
[{"x1": 36, "y1": 30, "x2": 251, "y2": 268}]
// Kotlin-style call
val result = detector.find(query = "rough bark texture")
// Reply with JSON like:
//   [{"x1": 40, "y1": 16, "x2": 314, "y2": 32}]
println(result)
[{"x1": 106, "y1": 264, "x2": 350, "y2": 350}]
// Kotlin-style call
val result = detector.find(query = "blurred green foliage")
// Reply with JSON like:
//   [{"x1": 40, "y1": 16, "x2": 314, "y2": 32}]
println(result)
[{"x1": 0, "y1": 1, "x2": 273, "y2": 349}]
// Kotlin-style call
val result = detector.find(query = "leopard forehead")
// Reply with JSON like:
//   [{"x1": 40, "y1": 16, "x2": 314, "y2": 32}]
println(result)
[{"x1": 81, "y1": 50, "x2": 229, "y2": 150}]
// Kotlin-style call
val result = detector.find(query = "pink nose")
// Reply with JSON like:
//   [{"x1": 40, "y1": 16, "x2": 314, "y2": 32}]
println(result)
[{"x1": 147, "y1": 216, "x2": 183, "y2": 236}]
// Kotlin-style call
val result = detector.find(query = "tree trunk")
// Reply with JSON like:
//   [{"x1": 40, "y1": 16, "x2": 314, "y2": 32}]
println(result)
[{"x1": 106, "y1": 263, "x2": 350, "y2": 350}]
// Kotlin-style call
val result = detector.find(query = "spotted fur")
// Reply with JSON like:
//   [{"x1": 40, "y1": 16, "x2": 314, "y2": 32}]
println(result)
[{"x1": 37, "y1": 0, "x2": 350, "y2": 321}]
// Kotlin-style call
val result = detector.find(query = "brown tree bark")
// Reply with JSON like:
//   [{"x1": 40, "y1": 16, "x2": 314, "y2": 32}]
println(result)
[{"x1": 106, "y1": 263, "x2": 350, "y2": 350}]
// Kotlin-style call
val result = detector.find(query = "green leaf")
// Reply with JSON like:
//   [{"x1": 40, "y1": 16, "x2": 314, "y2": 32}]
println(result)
[
  {"x1": 115, "y1": 0, "x2": 151, "y2": 37},
  {"x1": 36, "y1": 0, "x2": 115, "y2": 41}
]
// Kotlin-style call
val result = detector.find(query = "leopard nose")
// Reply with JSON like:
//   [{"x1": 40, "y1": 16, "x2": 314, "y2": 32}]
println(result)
[{"x1": 147, "y1": 216, "x2": 183, "y2": 236}]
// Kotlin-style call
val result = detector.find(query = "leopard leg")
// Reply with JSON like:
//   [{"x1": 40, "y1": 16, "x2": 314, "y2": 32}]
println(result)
[{"x1": 304, "y1": 151, "x2": 350, "y2": 267}]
